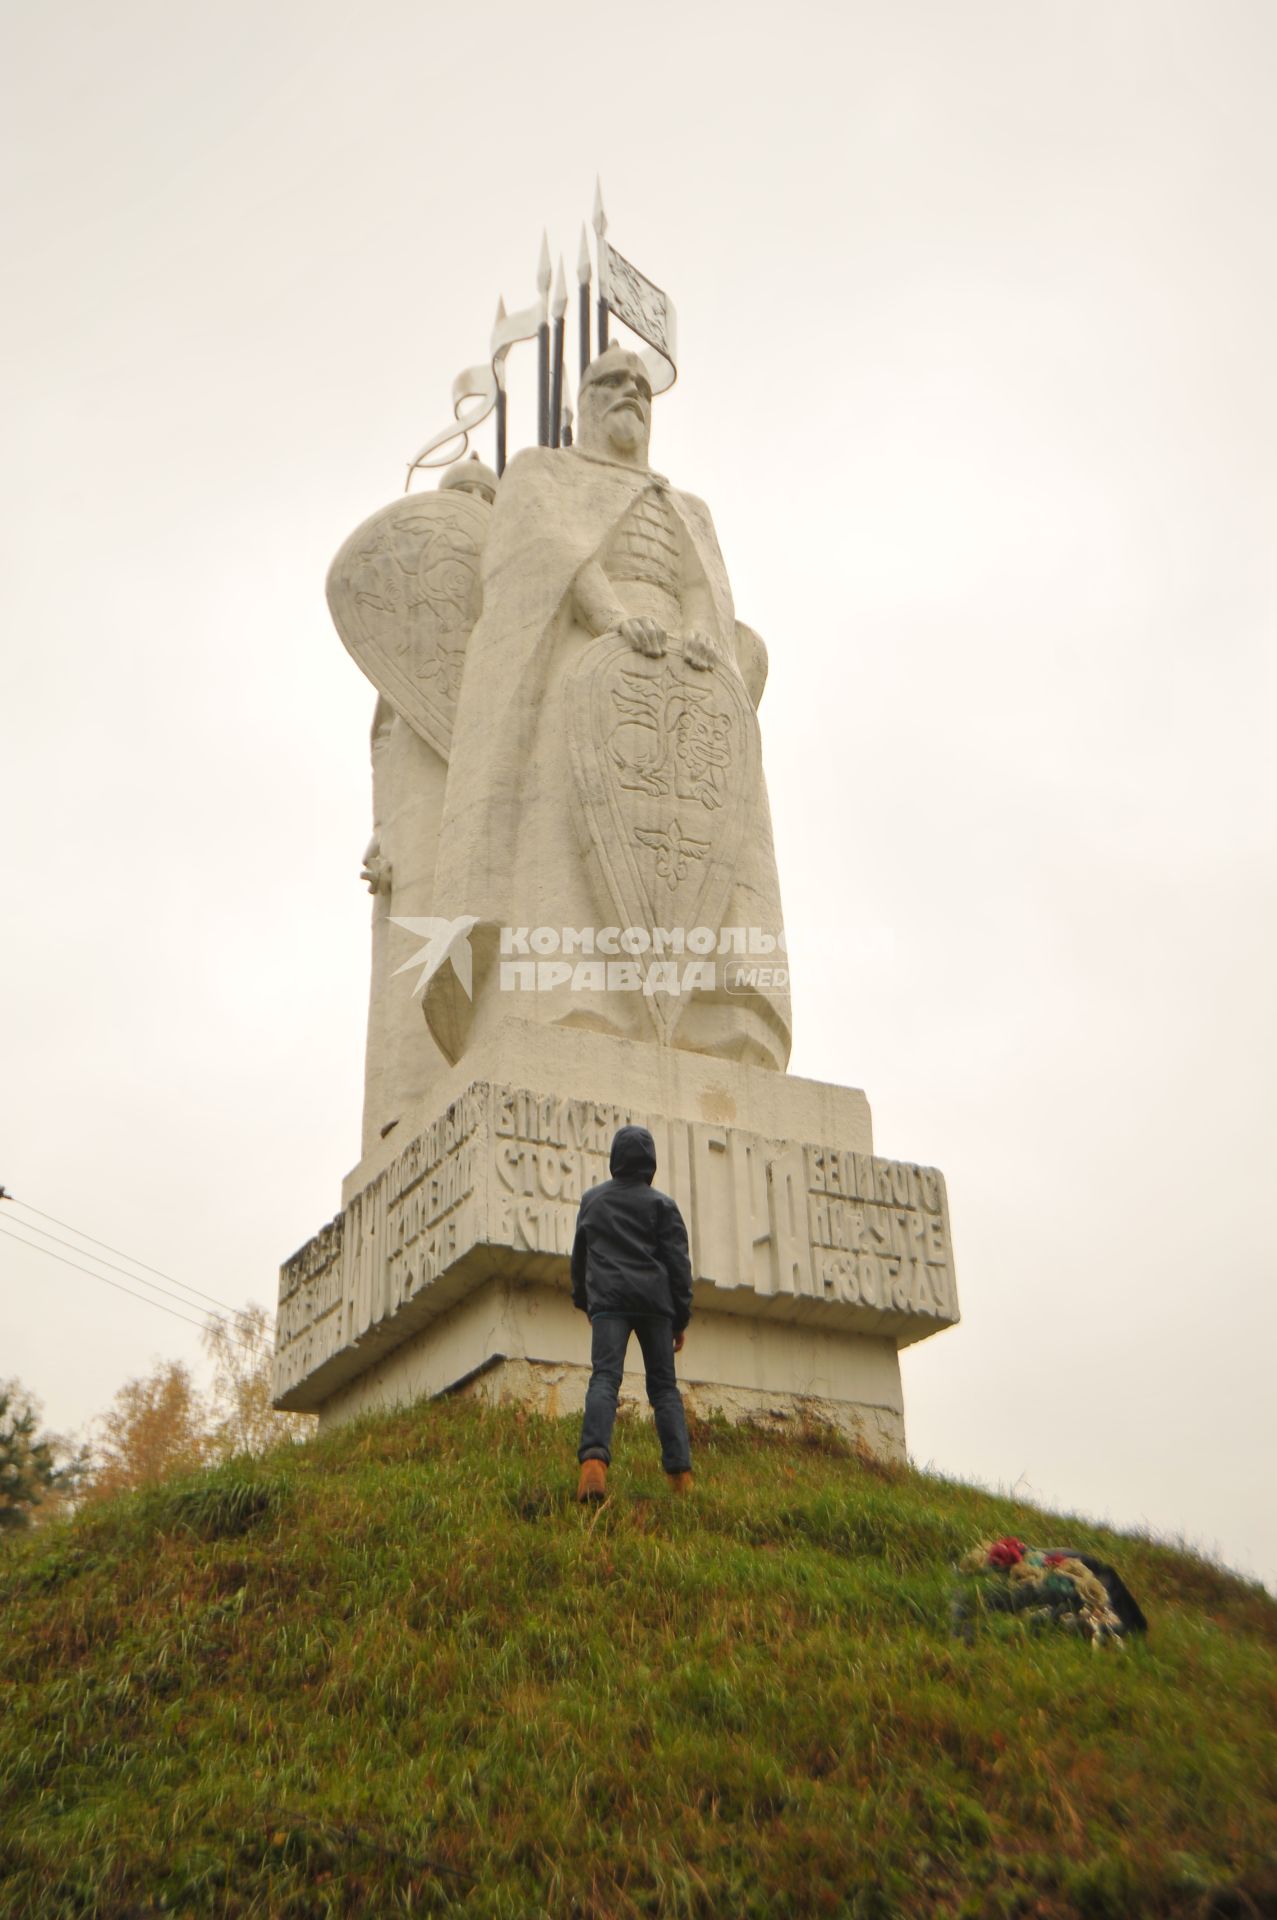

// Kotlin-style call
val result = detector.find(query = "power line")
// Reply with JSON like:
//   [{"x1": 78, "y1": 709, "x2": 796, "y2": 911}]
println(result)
[
  {"x1": 2, "y1": 1208, "x2": 274, "y2": 1332},
  {"x1": 0, "y1": 1222, "x2": 268, "y2": 1356},
  {"x1": 2, "y1": 1195, "x2": 271, "y2": 1326},
  {"x1": 0, "y1": 1220, "x2": 224, "y2": 1336}
]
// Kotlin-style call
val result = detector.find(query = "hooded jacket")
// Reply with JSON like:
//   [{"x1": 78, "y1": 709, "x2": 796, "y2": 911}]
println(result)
[{"x1": 570, "y1": 1126, "x2": 694, "y2": 1332}]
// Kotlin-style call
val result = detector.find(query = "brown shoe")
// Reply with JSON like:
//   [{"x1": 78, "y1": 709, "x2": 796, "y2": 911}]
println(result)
[
  {"x1": 665, "y1": 1471, "x2": 694, "y2": 1493},
  {"x1": 577, "y1": 1460, "x2": 608, "y2": 1503}
]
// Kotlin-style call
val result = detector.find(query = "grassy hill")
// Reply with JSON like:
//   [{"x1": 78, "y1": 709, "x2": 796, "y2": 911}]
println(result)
[{"x1": 1, "y1": 1398, "x2": 1274, "y2": 1919}]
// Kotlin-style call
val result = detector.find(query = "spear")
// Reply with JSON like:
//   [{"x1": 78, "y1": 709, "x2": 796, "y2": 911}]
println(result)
[
  {"x1": 536, "y1": 232, "x2": 551, "y2": 447},
  {"x1": 560, "y1": 360, "x2": 576, "y2": 447},
  {"x1": 593, "y1": 179, "x2": 609, "y2": 354},
  {"x1": 577, "y1": 223, "x2": 592, "y2": 377},
  {"x1": 494, "y1": 296, "x2": 508, "y2": 476},
  {"x1": 550, "y1": 256, "x2": 567, "y2": 449}
]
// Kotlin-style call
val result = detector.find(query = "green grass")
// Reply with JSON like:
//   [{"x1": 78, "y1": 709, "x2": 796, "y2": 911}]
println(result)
[{"x1": 1, "y1": 1399, "x2": 1274, "y2": 1918}]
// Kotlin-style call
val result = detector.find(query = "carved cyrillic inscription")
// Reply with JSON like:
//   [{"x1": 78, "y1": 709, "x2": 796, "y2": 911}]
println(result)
[
  {"x1": 488, "y1": 1085, "x2": 957, "y2": 1324},
  {"x1": 273, "y1": 1087, "x2": 485, "y2": 1403},
  {"x1": 274, "y1": 1078, "x2": 958, "y2": 1407},
  {"x1": 275, "y1": 1218, "x2": 345, "y2": 1395},
  {"x1": 803, "y1": 1146, "x2": 952, "y2": 1319},
  {"x1": 383, "y1": 1085, "x2": 486, "y2": 1202},
  {"x1": 492, "y1": 1118, "x2": 612, "y2": 1259},
  {"x1": 495, "y1": 1192, "x2": 580, "y2": 1257},
  {"x1": 493, "y1": 1087, "x2": 630, "y2": 1153},
  {"x1": 372, "y1": 1089, "x2": 483, "y2": 1326}
]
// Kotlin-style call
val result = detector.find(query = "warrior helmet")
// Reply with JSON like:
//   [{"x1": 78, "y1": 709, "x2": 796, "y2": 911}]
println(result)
[{"x1": 441, "y1": 453, "x2": 499, "y2": 504}]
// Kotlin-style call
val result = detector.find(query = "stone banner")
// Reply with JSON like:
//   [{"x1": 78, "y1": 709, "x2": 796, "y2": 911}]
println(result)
[{"x1": 274, "y1": 1078, "x2": 957, "y2": 1411}]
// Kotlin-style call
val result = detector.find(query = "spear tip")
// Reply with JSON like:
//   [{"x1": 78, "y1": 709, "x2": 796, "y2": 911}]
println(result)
[
  {"x1": 593, "y1": 177, "x2": 607, "y2": 236},
  {"x1": 552, "y1": 256, "x2": 568, "y2": 317},
  {"x1": 578, "y1": 224, "x2": 592, "y2": 283},
  {"x1": 537, "y1": 229, "x2": 552, "y2": 292}
]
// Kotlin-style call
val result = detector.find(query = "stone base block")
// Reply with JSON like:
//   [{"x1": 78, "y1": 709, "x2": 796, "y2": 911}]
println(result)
[
  {"x1": 312, "y1": 1276, "x2": 907, "y2": 1461},
  {"x1": 273, "y1": 1019, "x2": 958, "y2": 1459},
  {"x1": 462, "y1": 1360, "x2": 905, "y2": 1463}
]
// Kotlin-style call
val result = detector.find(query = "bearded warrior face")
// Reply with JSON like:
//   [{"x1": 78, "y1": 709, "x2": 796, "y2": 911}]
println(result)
[{"x1": 578, "y1": 347, "x2": 653, "y2": 464}]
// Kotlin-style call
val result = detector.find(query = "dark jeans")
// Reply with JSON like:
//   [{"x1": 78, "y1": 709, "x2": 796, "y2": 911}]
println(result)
[{"x1": 578, "y1": 1313, "x2": 691, "y2": 1474}]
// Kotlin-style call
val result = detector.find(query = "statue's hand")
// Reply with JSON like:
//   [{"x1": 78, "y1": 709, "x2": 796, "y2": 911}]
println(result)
[
  {"x1": 361, "y1": 837, "x2": 391, "y2": 895},
  {"x1": 683, "y1": 630, "x2": 721, "y2": 672},
  {"x1": 617, "y1": 616, "x2": 667, "y2": 658}
]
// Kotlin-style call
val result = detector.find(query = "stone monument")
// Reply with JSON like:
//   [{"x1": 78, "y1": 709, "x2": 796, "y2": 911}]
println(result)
[{"x1": 272, "y1": 202, "x2": 959, "y2": 1457}]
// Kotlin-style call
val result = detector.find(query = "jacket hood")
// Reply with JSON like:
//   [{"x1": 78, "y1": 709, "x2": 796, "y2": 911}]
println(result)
[{"x1": 609, "y1": 1125, "x2": 657, "y2": 1182}]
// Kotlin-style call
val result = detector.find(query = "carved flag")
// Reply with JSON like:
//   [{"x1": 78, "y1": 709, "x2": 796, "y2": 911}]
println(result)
[
  {"x1": 406, "y1": 297, "x2": 545, "y2": 482},
  {"x1": 405, "y1": 361, "x2": 499, "y2": 478},
  {"x1": 598, "y1": 236, "x2": 678, "y2": 394}
]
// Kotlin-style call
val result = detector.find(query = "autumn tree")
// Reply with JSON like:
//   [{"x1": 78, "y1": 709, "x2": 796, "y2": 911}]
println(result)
[
  {"x1": 85, "y1": 1357, "x2": 211, "y2": 1502},
  {"x1": 78, "y1": 1303, "x2": 313, "y2": 1504},
  {"x1": 202, "y1": 1302, "x2": 314, "y2": 1460}
]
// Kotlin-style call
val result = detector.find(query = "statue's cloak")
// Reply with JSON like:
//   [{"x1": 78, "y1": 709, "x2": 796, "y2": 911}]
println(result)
[{"x1": 429, "y1": 445, "x2": 789, "y2": 1059}]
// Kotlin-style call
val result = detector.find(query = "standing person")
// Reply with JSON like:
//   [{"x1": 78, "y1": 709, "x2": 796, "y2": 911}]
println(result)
[{"x1": 572, "y1": 1125, "x2": 694, "y2": 1501}]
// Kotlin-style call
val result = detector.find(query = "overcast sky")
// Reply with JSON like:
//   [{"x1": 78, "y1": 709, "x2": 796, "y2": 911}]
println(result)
[{"x1": 3, "y1": 0, "x2": 1274, "y2": 1587}]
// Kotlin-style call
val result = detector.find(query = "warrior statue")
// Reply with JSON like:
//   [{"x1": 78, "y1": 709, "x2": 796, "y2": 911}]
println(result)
[
  {"x1": 425, "y1": 344, "x2": 791, "y2": 1071},
  {"x1": 277, "y1": 253, "x2": 961, "y2": 1454},
  {"x1": 328, "y1": 345, "x2": 790, "y2": 1149}
]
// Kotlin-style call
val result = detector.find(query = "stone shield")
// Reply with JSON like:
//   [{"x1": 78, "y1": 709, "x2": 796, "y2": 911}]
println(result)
[
  {"x1": 566, "y1": 636, "x2": 761, "y2": 1042},
  {"x1": 325, "y1": 489, "x2": 491, "y2": 761}
]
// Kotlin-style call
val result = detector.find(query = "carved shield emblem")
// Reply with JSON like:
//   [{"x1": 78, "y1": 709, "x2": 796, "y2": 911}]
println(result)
[
  {"x1": 326, "y1": 489, "x2": 491, "y2": 761},
  {"x1": 566, "y1": 637, "x2": 760, "y2": 1041}
]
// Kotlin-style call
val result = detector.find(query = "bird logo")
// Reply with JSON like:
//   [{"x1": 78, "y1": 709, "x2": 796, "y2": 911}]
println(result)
[{"x1": 390, "y1": 916, "x2": 478, "y2": 999}]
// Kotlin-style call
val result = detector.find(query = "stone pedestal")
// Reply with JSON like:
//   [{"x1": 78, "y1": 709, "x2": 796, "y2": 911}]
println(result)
[{"x1": 272, "y1": 1021, "x2": 959, "y2": 1457}]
